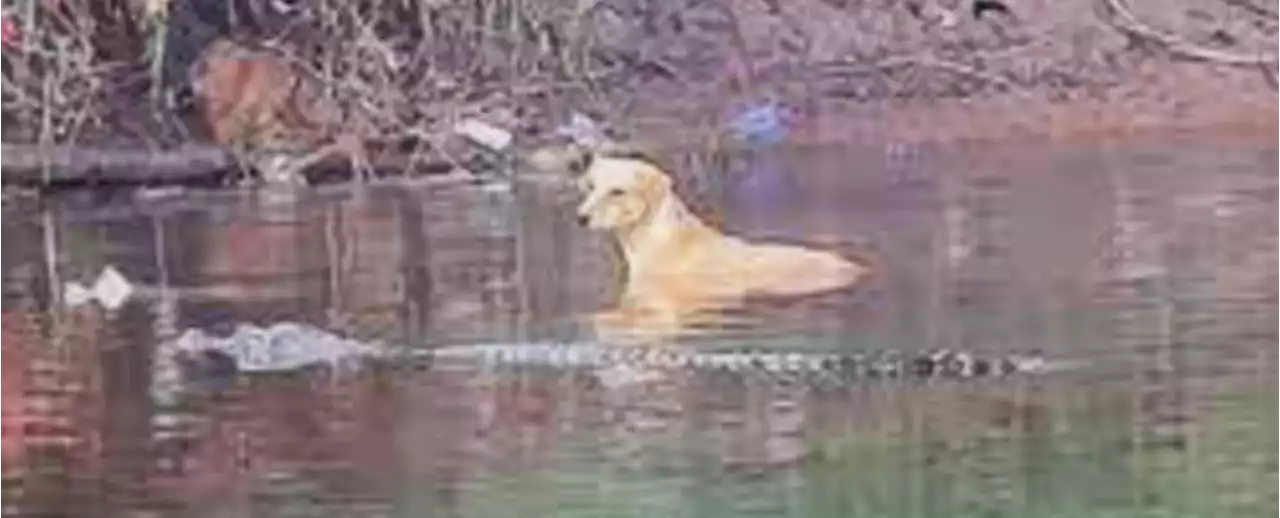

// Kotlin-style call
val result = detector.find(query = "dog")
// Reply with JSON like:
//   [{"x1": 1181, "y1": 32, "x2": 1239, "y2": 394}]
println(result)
[
  {"x1": 191, "y1": 38, "x2": 369, "y2": 182},
  {"x1": 192, "y1": 39, "x2": 330, "y2": 149},
  {"x1": 573, "y1": 150, "x2": 868, "y2": 337}
]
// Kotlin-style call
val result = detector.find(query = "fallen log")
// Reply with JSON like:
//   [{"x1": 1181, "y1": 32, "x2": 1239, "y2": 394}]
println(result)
[
  {"x1": 0, "y1": 142, "x2": 476, "y2": 188},
  {"x1": 1, "y1": 143, "x2": 239, "y2": 186}
]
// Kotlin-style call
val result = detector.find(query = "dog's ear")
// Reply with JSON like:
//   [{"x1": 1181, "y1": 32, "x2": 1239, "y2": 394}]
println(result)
[{"x1": 635, "y1": 163, "x2": 673, "y2": 204}]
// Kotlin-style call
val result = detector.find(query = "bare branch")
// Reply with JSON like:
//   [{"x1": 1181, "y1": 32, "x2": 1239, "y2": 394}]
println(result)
[
  {"x1": 1099, "y1": 0, "x2": 1278, "y2": 66},
  {"x1": 1217, "y1": 0, "x2": 1278, "y2": 19}
]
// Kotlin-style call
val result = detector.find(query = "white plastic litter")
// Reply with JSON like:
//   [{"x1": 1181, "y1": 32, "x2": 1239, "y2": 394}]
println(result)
[
  {"x1": 453, "y1": 118, "x2": 514, "y2": 151},
  {"x1": 63, "y1": 266, "x2": 136, "y2": 310}
]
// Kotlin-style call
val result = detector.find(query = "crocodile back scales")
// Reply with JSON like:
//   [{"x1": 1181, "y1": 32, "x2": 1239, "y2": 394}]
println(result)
[
  {"x1": 154, "y1": 323, "x2": 1077, "y2": 392},
  {"x1": 424, "y1": 342, "x2": 1071, "y2": 381}
]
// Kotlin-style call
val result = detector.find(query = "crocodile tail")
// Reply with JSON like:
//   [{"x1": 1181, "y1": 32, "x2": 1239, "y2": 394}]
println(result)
[
  {"x1": 778, "y1": 349, "x2": 1072, "y2": 380},
  {"x1": 901, "y1": 349, "x2": 1076, "y2": 378}
]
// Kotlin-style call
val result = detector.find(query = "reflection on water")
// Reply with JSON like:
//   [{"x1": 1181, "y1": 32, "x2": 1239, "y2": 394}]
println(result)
[{"x1": 2, "y1": 136, "x2": 1276, "y2": 518}]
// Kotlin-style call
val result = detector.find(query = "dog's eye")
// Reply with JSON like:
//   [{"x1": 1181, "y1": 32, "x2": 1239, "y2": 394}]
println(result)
[{"x1": 608, "y1": 188, "x2": 625, "y2": 197}]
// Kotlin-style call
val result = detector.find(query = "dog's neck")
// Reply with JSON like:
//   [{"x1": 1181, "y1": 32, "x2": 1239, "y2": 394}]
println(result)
[{"x1": 612, "y1": 189, "x2": 714, "y2": 278}]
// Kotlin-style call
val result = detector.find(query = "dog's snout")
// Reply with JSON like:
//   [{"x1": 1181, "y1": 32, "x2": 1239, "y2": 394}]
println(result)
[{"x1": 576, "y1": 214, "x2": 590, "y2": 226}]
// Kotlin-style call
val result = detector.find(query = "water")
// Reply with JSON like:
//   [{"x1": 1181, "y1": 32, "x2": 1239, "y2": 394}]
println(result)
[{"x1": 2, "y1": 134, "x2": 1275, "y2": 518}]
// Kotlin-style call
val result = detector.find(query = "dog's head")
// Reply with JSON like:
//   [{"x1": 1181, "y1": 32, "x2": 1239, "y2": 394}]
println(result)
[{"x1": 574, "y1": 152, "x2": 674, "y2": 231}]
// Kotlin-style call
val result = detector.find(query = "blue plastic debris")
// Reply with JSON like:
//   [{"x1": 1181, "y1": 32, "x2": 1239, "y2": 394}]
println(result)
[{"x1": 728, "y1": 101, "x2": 789, "y2": 145}]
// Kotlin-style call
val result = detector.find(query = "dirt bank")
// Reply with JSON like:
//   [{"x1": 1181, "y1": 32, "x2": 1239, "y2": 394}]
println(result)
[
  {"x1": 1, "y1": 0, "x2": 1275, "y2": 185},
  {"x1": 608, "y1": 0, "x2": 1278, "y2": 147}
]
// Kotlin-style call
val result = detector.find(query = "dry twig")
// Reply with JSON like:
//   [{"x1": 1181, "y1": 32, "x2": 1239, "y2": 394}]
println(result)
[{"x1": 1099, "y1": 0, "x2": 1278, "y2": 67}]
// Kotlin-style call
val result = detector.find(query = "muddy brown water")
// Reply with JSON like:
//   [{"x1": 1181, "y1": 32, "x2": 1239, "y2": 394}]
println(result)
[{"x1": 2, "y1": 134, "x2": 1275, "y2": 518}]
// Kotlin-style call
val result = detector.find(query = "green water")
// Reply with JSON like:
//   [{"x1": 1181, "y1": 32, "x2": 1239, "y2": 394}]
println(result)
[{"x1": 1, "y1": 137, "x2": 1275, "y2": 517}]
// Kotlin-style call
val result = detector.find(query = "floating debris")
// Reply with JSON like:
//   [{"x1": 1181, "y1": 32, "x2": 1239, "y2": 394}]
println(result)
[
  {"x1": 63, "y1": 266, "x2": 135, "y2": 310},
  {"x1": 729, "y1": 101, "x2": 789, "y2": 145},
  {"x1": 453, "y1": 118, "x2": 515, "y2": 152}
]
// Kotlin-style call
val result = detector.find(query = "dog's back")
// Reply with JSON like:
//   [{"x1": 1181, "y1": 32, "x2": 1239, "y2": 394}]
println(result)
[
  {"x1": 706, "y1": 236, "x2": 866, "y2": 297},
  {"x1": 617, "y1": 223, "x2": 864, "y2": 311}
]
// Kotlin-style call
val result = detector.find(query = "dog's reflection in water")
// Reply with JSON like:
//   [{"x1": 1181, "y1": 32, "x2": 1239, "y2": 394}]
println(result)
[{"x1": 570, "y1": 150, "x2": 868, "y2": 342}]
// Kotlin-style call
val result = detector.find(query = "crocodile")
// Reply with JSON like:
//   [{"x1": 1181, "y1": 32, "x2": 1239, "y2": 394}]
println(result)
[{"x1": 150, "y1": 322, "x2": 1074, "y2": 402}]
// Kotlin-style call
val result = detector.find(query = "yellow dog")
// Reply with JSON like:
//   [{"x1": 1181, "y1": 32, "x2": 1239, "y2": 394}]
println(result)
[{"x1": 573, "y1": 150, "x2": 867, "y2": 337}]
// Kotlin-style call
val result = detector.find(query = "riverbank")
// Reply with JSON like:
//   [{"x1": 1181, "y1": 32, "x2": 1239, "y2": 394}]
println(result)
[{"x1": 1, "y1": 0, "x2": 1274, "y2": 189}]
